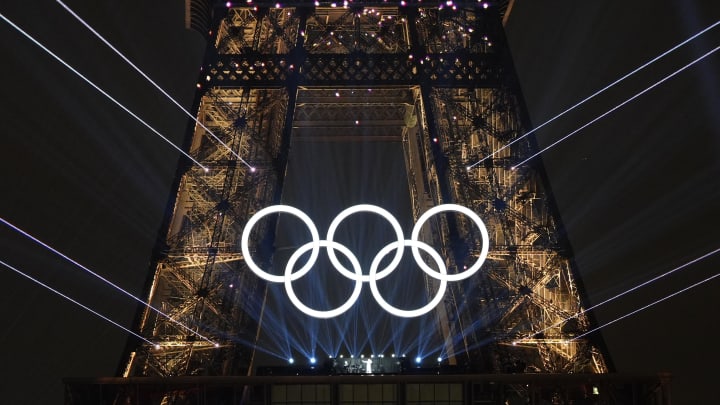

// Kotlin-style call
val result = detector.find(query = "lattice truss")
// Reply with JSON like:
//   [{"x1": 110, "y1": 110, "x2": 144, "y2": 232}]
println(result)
[
  {"x1": 305, "y1": 6, "x2": 408, "y2": 54},
  {"x1": 406, "y1": 86, "x2": 608, "y2": 373},
  {"x1": 292, "y1": 87, "x2": 418, "y2": 140},
  {"x1": 216, "y1": 7, "x2": 299, "y2": 54},
  {"x1": 124, "y1": 88, "x2": 289, "y2": 377},
  {"x1": 204, "y1": 5, "x2": 504, "y2": 87},
  {"x1": 416, "y1": 6, "x2": 496, "y2": 54},
  {"x1": 124, "y1": 1, "x2": 607, "y2": 381}
]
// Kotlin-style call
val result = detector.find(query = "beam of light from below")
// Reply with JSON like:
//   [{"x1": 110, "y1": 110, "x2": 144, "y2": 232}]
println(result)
[
  {"x1": 467, "y1": 19, "x2": 720, "y2": 169},
  {"x1": 0, "y1": 259, "x2": 155, "y2": 346},
  {"x1": 55, "y1": 0, "x2": 255, "y2": 171},
  {"x1": 530, "y1": 246, "x2": 720, "y2": 339},
  {"x1": 572, "y1": 271, "x2": 720, "y2": 341},
  {"x1": 512, "y1": 46, "x2": 720, "y2": 170},
  {"x1": 0, "y1": 217, "x2": 216, "y2": 346},
  {"x1": 511, "y1": 44, "x2": 720, "y2": 169},
  {"x1": 0, "y1": 13, "x2": 208, "y2": 172}
]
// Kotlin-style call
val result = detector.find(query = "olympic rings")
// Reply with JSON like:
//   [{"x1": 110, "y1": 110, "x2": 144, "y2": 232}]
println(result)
[
  {"x1": 240, "y1": 204, "x2": 489, "y2": 318},
  {"x1": 285, "y1": 240, "x2": 363, "y2": 319},
  {"x1": 241, "y1": 205, "x2": 320, "y2": 283},
  {"x1": 326, "y1": 204, "x2": 404, "y2": 282},
  {"x1": 369, "y1": 240, "x2": 448, "y2": 318},
  {"x1": 412, "y1": 204, "x2": 490, "y2": 281}
]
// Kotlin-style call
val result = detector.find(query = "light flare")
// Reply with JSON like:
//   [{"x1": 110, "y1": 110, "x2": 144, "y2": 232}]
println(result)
[
  {"x1": 55, "y1": 1, "x2": 255, "y2": 171},
  {"x1": 0, "y1": 12, "x2": 208, "y2": 171},
  {"x1": 0, "y1": 217, "x2": 217, "y2": 346},
  {"x1": 468, "y1": 19, "x2": 720, "y2": 170},
  {"x1": 573, "y1": 270, "x2": 720, "y2": 341},
  {"x1": 0, "y1": 259, "x2": 156, "y2": 346},
  {"x1": 512, "y1": 45, "x2": 720, "y2": 168}
]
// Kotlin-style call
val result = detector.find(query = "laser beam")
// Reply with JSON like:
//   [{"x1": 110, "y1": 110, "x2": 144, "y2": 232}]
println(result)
[
  {"x1": 56, "y1": 0, "x2": 256, "y2": 171},
  {"x1": 572, "y1": 270, "x2": 720, "y2": 341},
  {"x1": 0, "y1": 12, "x2": 208, "y2": 172},
  {"x1": 467, "y1": 19, "x2": 720, "y2": 170},
  {"x1": 0, "y1": 217, "x2": 216, "y2": 346},
  {"x1": 529, "y1": 246, "x2": 720, "y2": 339},
  {"x1": 512, "y1": 44, "x2": 720, "y2": 169},
  {"x1": 0, "y1": 259, "x2": 156, "y2": 346}
]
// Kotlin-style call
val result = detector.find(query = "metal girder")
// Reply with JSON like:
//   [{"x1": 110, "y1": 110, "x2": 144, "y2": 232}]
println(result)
[
  {"x1": 202, "y1": 52, "x2": 502, "y2": 87},
  {"x1": 401, "y1": 84, "x2": 608, "y2": 373},
  {"x1": 123, "y1": 0, "x2": 609, "y2": 384},
  {"x1": 124, "y1": 86, "x2": 288, "y2": 377}
]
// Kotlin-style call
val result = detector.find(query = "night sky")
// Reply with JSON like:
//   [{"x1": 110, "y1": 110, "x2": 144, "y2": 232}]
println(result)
[{"x1": 1, "y1": 1, "x2": 719, "y2": 403}]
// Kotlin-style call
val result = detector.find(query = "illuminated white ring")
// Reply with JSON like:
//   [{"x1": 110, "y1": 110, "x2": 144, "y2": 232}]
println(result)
[
  {"x1": 241, "y1": 205, "x2": 320, "y2": 283},
  {"x1": 285, "y1": 240, "x2": 363, "y2": 319},
  {"x1": 241, "y1": 204, "x2": 490, "y2": 318},
  {"x1": 368, "y1": 239, "x2": 448, "y2": 318},
  {"x1": 326, "y1": 204, "x2": 405, "y2": 282},
  {"x1": 410, "y1": 204, "x2": 489, "y2": 282}
]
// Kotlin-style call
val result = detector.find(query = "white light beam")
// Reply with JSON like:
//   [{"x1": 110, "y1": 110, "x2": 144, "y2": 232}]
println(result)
[
  {"x1": 0, "y1": 258, "x2": 156, "y2": 346},
  {"x1": 530, "y1": 246, "x2": 720, "y2": 339},
  {"x1": 572, "y1": 270, "x2": 720, "y2": 341},
  {"x1": 0, "y1": 217, "x2": 217, "y2": 346},
  {"x1": 468, "y1": 19, "x2": 720, "y2": 170},
  {"x1": 56, "y1": 0, "x2": 256, "y2": 171},
  {"x1": 512, "y1": 45, "x2": 720, "y2": 169},
  {"x1": 0, "y1": 13, "x2": 209, "y2": 172}
]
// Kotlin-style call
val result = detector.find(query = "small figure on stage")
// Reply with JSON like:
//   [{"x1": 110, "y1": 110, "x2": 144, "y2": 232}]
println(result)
[{"x1": 362, "y1": 358, "x2": 373, "y2": 374}]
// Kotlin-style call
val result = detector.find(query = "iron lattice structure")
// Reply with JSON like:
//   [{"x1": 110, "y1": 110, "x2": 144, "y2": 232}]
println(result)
[{"x1": 122, "y1": 0, "x2": 610, "y2": 383}]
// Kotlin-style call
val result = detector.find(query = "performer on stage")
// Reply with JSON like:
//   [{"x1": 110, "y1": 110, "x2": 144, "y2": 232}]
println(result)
[{"x1": 362, "y1": 358, "x2": 373, "y2": 374}]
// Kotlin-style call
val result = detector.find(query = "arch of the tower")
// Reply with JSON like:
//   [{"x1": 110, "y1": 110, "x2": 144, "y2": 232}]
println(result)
[{"x1": 122, "y1": 1, "x2": 609, "y2": 381}]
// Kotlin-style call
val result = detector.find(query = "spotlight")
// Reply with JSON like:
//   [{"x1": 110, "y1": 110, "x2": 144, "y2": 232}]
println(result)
[
  {"x1": 310, "y1": 357, "x2": 316, "y2": 364},
  {"x1": 288, "y1": 357, "x2": 294, "y2": 364},
  {"x1": 437, "y1": 357, "x2": 442, "y2": 362},
  {"x1": 415, "y1": 356, "x2": 422, "y2": 364}
]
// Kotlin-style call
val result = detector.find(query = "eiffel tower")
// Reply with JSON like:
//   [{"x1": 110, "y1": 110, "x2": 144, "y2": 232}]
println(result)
[{"x1": 95, "y1": 0, "x2": 617, "y2": 400}]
